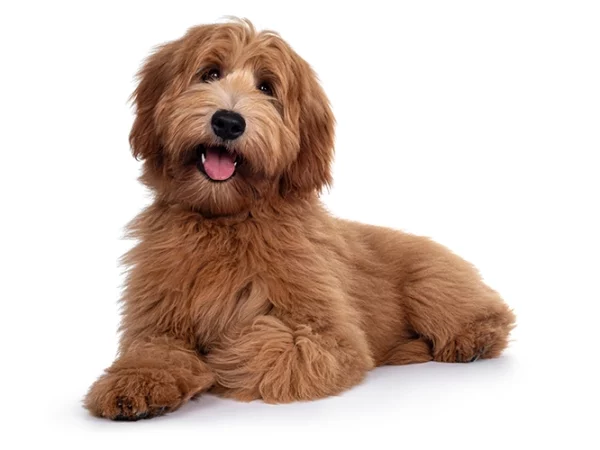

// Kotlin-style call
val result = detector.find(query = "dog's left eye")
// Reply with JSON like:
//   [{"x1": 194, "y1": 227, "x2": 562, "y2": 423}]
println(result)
[
  {"x1": 258, "y1": 82, "x2": 273, "y2": 96},
  {"x1": 201, "y1": 67, "x2": 221, "y2": 83}
]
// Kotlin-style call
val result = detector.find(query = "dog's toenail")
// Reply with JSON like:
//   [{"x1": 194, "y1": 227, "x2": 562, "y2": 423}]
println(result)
[{"x1": 113, "y1": 414, "x2": 139, "y2": 422}]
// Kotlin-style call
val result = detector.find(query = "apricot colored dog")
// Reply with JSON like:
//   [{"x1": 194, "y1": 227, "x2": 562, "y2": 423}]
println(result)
[{"x1": 85, "y1": 19, "x2": 515, "y2": 420}]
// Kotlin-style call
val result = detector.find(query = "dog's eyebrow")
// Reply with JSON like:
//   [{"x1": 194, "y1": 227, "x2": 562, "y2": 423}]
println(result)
[
  {"x1": 254, "y1": 69, "x2": 279, "y2": 84},
  {"x1": 189, "y1": 44, "x2": 233, "y2": 72}
]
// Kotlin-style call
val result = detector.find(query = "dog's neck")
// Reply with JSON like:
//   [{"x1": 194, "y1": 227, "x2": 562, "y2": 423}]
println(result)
[
  {"x1": 194, "y1": 209, "x2": 252, "y2": 225},
  {"x1": 156, "y1": 191, "x2": 320, "y2": 227}
]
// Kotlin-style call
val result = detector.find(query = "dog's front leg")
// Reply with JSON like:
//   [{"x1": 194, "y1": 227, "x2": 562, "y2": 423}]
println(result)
[
  {"x1": 84, "y1": 336, "x2": 214, "y2": 420},
  {"x1": 207, "y1": 272, "x2": 374, "y2": 403}
]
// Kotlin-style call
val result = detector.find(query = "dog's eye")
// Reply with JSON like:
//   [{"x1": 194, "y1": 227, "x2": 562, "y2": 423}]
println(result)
[
  {"x1": 201, "y1": 68, "x2": 221, "y2": 83},
  {"x1": 258, "y1": 82, "x2": 273, "y2": 96}
]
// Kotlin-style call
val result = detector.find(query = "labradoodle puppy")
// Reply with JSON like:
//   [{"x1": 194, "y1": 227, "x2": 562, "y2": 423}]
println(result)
[{"x1": 85, "y1": 19, "x2": 515, "y2": 420}]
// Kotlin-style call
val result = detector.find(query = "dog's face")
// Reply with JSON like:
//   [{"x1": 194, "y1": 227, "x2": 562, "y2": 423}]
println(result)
[{"x1": 130, "y1": 20, "x2": 334, "y2": 216}]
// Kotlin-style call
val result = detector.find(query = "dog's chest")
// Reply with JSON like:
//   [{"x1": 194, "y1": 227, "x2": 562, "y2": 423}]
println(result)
[
  {"x1": 136, "y1": 211, "x2": 307, "y2": 351},
  {"x1": 171, "y1": 225, "x2": 275, "y2": 350},
  {"x1": 191, "y1": 274, "x2": 272, "y2": 351}
]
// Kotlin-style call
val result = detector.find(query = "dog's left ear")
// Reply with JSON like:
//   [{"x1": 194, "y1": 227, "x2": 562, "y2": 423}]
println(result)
[
  {"x1": 129, "y1": 41, "x2": 178, "y2": 165},
  {"x1": 280, "y1": 58, "x2": 335, "y2": 196}
]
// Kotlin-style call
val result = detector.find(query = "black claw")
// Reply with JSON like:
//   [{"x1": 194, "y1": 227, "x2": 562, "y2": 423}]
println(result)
[
  {"x1": 113, "y1": 413, "x2": 140, "y2": 422},
  {"x1": 112, "y1": 405, "x2": 170, "y2": 421}
]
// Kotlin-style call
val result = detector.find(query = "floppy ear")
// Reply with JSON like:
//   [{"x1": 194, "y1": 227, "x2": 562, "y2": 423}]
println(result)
[
  {"x1": 129, "y1": 41, "x2": 178, "y2": 165},
  {"x1": 280, "y1": 59, "x2": 335, "y2": 196}
]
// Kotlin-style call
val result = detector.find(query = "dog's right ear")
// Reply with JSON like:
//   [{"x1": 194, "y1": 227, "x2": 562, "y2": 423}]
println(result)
[{"x1": 129, "y1": 41, "x2": 178, "y2": 163}]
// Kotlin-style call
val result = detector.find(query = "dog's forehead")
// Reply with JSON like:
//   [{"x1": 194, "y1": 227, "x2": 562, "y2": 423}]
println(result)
[
  {"x1": 238, "y1": 38, "x2": 286, "y2": 65},
  {"x1": 185, "y1": 27, "x2": 292, "y2": 72}
]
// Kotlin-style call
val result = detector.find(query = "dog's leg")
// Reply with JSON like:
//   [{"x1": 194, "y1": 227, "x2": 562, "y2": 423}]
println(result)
[
  {"x1": 401, "y1": 239, "x2": 516, "y2": 363},
  {"x1": 84, "y1": 336, "x2": 214, "y2": 420},
  {"x1": 206, "y1": 265, "x2": 374, "y2": 403},
  {"x1": 380, "y1": 336, "x2": 434, "y2": 365},
  {"x1": 207, "y1": 315, "x2": 373, "y2": 403}
]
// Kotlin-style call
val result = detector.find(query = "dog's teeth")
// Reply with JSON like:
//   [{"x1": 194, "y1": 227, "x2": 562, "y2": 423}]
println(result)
[
  {"x1": 234, "y1": 160, "x2": 238, "y2": 167},
  {"x1": 201, "y1": 153, "x2": 206, "y2": 164}
]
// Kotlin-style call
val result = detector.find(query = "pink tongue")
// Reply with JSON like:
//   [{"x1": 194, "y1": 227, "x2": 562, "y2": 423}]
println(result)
[{"x1": 203, "y1": 148, "x2": 236, "y2": 181}]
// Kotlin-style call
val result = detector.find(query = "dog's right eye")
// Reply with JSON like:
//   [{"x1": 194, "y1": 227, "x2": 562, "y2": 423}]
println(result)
[{"x1": 201, "y1": 68, "x2": 221, "y2": 83}]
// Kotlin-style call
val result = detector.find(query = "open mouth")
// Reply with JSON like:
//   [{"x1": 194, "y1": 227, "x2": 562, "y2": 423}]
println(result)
[{"x1": 196, "y1": 145, "x2": 240, "y2": 182}]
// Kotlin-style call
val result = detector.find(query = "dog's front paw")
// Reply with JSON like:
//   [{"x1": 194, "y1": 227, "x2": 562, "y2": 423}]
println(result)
[
  {"x1": 209, "y1": 317, "x2": 371, "y2": 403},
  {"x1": 84, "y1": 368, "x2": 183, "y2": 421}
]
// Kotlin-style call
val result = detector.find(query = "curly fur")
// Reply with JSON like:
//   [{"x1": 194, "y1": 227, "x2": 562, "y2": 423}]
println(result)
[{"x1": 85, "y1": 19, "x2": 515, "y2": 420}]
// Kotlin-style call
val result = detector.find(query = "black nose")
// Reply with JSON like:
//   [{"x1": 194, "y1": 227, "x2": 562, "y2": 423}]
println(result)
[{"x1": 211, "y1": 110, "x2": 246, "y2": 140}]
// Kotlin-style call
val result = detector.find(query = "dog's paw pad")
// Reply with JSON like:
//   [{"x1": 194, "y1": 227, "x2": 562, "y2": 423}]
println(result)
[{"x1": 116, "y1": 396, "x2": 134, "y2": 411}]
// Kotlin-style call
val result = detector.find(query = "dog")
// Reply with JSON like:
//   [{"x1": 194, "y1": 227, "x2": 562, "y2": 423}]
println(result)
[{"x1": 85, "y1": 19, "x2": 515, "y2": 420}]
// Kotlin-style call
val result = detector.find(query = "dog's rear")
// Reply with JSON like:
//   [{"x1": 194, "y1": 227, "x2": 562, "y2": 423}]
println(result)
[{"x1": 332, "y1": 219, "x2": 515, "y2": 365}]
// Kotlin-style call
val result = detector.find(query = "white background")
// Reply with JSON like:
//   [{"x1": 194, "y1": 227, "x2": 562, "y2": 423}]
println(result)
[{"x1": 1, "y1": 1, "x2": 598, "y2": 448}]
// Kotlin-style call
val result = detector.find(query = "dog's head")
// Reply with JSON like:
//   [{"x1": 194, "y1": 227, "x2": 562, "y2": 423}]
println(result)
[{"x1": 130, "y1": 19, "x2": 334, "y2": 216}]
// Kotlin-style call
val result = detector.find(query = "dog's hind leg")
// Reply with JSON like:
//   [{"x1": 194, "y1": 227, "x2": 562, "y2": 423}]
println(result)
[
  {"x1": 380, "y1": 336, "x2": 433, "y2": 365},
  {"x1": 400, "y1": 238, "x2": 516, "y2": 363}
]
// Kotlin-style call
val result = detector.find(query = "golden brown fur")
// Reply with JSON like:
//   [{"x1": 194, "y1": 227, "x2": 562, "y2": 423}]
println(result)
[{"x1": 85, "y1": 19, "x2": 515, "y2": 420}]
